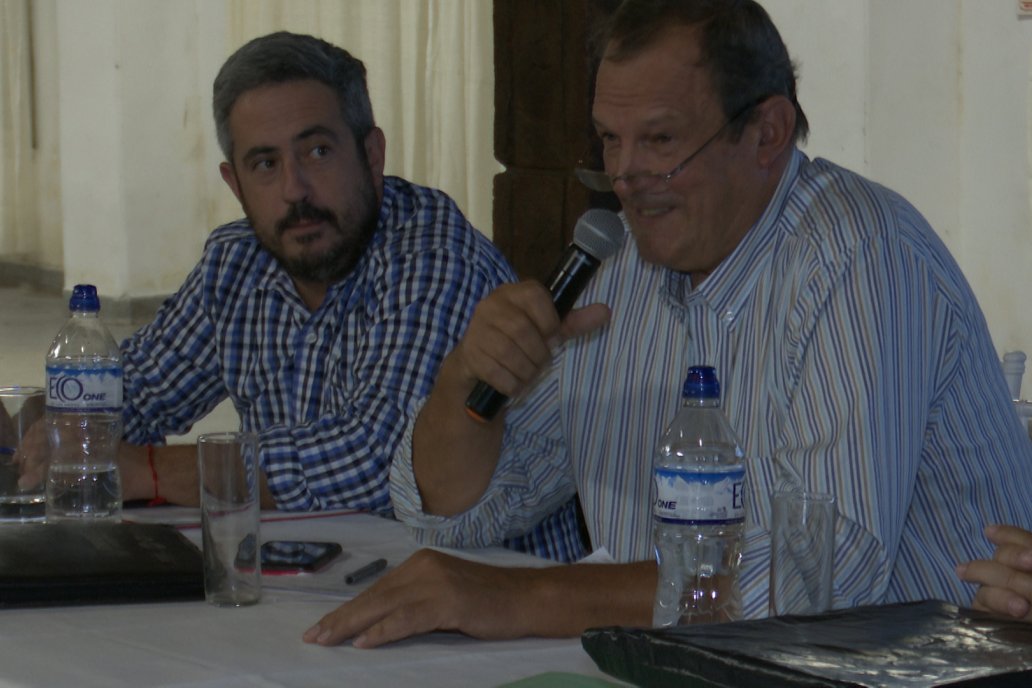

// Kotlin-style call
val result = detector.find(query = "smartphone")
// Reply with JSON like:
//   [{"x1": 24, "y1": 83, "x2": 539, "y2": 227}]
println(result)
[{"x1": 258, "y1": 540, "x2": 343, "y2": 575}]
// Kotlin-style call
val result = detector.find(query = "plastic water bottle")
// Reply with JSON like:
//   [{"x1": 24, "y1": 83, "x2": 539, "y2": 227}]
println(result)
[
  {"x1": 44, "y1": 284, "x2": 124, "y2": 520},
  {"x1": 1002, "y1": 351, "x2": 1026, "y2": 401},
  {"x1": 652, "y1": 365, "x2": 746, "y2": 626}
]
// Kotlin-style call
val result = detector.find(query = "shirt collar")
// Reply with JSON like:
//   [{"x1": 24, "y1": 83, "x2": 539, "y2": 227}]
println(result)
[{"x1": 663, "y1": 148, "x2": 805, "y2": 320}]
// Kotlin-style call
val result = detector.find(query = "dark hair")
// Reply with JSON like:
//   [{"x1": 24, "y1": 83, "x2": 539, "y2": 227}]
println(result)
[
  {"x1": 600, "y1": 0, "x2": 809, "y2": 144},
  {"x1": 212, "y1": 31, "x2": 375, "y2": 160}
]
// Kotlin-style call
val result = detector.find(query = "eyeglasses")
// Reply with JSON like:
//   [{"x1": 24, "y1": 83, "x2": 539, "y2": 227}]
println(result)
[{"x1": 574, "y1": 97, "x2": 767, "y2": 193}]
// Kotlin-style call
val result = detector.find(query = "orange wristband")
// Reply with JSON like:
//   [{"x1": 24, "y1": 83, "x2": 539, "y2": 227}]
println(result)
[{"x1": 146, "y1": 444, "x2": 168, "y2": 506}]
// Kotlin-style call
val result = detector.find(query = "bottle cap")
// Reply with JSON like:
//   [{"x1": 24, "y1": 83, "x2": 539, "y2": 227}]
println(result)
[
  {"x1": 69, "y1": 284, "x2": 100, "y2": 313},
  {"x1": 1002, "y1": 351, "x2": 1026, "y2": 371},
  {"x1": 682, "y1": 365, "x2": 720, "y2": 399}
]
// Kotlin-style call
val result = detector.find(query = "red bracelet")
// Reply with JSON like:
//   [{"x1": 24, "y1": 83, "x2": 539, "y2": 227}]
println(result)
[{"x1": 146, "y1": 444, "x2": 168, "y2": 507}]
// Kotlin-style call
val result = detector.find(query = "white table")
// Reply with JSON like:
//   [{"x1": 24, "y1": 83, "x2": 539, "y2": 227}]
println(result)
[{"x1": 0, "y1": 509, "x2": 622, "y2": 687}]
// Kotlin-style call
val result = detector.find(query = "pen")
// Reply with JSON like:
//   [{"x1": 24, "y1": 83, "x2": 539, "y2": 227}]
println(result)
[{"x1": 345, "y1": 557, "x2": 387, "y2": 585}]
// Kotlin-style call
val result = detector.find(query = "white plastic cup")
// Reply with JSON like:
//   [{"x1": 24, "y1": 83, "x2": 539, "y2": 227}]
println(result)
[{"x1": 198, "y1": 432, "x2": 261, "y2": 607}]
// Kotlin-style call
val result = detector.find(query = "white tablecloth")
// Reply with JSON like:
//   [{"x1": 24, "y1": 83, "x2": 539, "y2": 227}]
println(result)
[{"x1": 0, "y1": 509, "x2": 622, "y2": 687}]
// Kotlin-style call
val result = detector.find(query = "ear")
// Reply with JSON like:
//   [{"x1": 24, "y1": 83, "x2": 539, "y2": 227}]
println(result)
[
  {"x1": 363, "y1": 127, "x2": 387, "y2": 200},
  {"x1": 753, "y1": 95, "x2": 796, "y2": 168},
  {"x1": 219, "y1": 161, "x2": 244, "y2": 204}
]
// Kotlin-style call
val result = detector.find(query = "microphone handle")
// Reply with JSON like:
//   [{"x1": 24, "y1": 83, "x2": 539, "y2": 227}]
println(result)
[{"x1": 464, "y1": 248, "x2": 601, "y2": 423}]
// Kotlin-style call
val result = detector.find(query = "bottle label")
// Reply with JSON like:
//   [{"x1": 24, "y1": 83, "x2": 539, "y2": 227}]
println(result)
[
  {"x1": 46, "y1": 366, "x2": 123, "y2": 413},
  {"x1": 653, "y1": 466, "x2": 746, "y2": 525}
]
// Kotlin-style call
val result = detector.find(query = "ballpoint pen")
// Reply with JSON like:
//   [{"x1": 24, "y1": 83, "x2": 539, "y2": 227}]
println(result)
[{"x1": 344, "y1": 558, "x2": 388, "y2": 585}]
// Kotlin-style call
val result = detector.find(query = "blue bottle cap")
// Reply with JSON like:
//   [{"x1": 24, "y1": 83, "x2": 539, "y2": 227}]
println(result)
[
  {"x1": 69, "y1": 284, "x2": 100, "y2": 312},
  {"x1": 682, "y1": 365, "x2": 720, "y2": 399}
]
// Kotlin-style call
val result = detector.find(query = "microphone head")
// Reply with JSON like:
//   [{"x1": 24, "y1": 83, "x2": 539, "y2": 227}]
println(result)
[{"x1": 572, "y1": 209, "x2": 625, "y2": 261}]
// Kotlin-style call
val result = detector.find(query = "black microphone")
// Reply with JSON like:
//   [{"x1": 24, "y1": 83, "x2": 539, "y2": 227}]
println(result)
[{"x1": 465, "y1": 208, "x2": 625, "y2": 422}]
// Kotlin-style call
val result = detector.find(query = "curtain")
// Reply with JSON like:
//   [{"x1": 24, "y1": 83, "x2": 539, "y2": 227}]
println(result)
[
  {"x1": 226, "y1": 0, "x2": 500, "y2": 236},
  {"x1": 0, "y1": 0, "x2": 499, "y2": 290},
  {"x1": 0, "y1": 0, "x2": 39, "y2": 257}
]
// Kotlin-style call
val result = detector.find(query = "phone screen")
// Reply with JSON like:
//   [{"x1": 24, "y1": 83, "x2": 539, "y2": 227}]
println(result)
[{"x1": 259, "y1": 540, "x2": 343, "y2": 574}]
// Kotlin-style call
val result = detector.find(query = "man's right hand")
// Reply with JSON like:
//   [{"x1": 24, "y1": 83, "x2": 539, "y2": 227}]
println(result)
[
  {"x1": 449, "y1": 281, "x2": 610, "y2": 401},
  {"x1": 412, "y1": 281, "x2": 610, "y2": 517}
]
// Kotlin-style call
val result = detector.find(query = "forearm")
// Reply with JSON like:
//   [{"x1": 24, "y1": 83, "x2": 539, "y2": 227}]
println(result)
[
  {"x1": 120, "y1": 443, "x2": 199, "y2": 506},
  {"x1": 412, "y1": 351, "x2": 505, "y2": 516},
  {"x1": 520, "y1": 561, "x2": 657, "y2": 636},
  {"x1": 304, "y1": 551, "x2": 657, "y2": 648},
  {"x1": 121, "y1": 442, "x2": 276, "y2": 508}
]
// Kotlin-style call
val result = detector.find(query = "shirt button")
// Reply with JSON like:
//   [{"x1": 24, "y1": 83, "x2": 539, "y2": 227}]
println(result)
[
  {"x1": 305, "y1": 332, "x2": 318, "y2": 344},
  {"x1": 722, "y1": 309, "x2": 735, "y2": 325}
]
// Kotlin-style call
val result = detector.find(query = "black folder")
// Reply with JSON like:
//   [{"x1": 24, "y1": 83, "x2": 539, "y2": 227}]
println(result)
[
  {"x1": 0, "y1": 520, "x2": 204, "y2": 607},
  {"x1": 582, "y1": 600, "x2": 1032, "y2": 687}
]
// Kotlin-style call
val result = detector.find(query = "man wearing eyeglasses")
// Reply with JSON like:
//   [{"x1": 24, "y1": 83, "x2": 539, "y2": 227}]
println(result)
[{"x1": 304, "y1": 0, "x2": 1032, "y2": 647}]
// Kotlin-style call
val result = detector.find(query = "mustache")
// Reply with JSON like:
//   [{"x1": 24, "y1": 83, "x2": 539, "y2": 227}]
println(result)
[{"x1": 275, "y1": 201, "x2": 337, "y2": 234}]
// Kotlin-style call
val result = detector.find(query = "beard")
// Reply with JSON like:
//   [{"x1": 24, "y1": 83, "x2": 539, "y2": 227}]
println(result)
[{"x1": 252, "y1": 171, "x2": 379, "y2": 284}]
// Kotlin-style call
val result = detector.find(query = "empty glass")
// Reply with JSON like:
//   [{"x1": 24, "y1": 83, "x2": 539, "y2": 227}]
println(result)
[
  {"x1": 769, "y1": 489, "x2": 836, "y2": 616},
  {"x1": 198, "y1": 432, "x2": 261, "y2": 607},
  {"x1": 0, "y1": 386, "x2": 46, "y2": 521}
]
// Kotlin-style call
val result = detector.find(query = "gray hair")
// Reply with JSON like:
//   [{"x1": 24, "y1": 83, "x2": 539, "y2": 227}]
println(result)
[
  {"x1": 212, "y1": 31, "x2": 376, "y2": 161},
  {"x1": 600, "y1": 0, "x2": 809, "y2": 145}
]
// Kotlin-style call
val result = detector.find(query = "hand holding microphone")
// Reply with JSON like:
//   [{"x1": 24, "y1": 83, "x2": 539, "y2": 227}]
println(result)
[{"x1": 464, "y1": 209, "x2": 625, "y2": 422}]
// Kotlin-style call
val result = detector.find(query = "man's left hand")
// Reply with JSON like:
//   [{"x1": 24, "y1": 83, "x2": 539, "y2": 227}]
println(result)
[{"x1": 957, "y1": 524, "x2": 1032, "y2": 621}]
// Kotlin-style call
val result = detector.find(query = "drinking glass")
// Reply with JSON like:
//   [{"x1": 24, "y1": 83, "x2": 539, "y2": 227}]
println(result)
[
  {"x1": 198, "y1": 431, "x2": 261, "y2": 606},
  {"x1": 0, "y1": 386, "x2": 46, "y2": 521},
  {"x1": 769, "y1": 489, "x2": 836, "y2": 616}
]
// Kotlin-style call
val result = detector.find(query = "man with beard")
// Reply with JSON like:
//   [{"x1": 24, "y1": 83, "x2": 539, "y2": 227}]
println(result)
[{"x1": 99, "y1": 32, "x2": 583, "y2": 561}]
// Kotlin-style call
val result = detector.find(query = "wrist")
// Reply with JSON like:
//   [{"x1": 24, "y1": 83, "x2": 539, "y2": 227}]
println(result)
[{"x1": 146, "y1": 444, "x2": 168, "y2": 506}]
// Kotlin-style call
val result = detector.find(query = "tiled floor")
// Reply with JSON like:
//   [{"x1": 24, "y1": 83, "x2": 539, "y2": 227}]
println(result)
[{"x1": 0, "y1": 285, "x2": 237, "y2": 443}]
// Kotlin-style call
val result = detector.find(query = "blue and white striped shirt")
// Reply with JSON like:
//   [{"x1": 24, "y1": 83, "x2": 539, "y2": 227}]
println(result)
[
  {"x1": 121, "y1": 176, "x2": 516, "y2": 513},
  {"x1": 392, "y1": 150, "x2": 1032, "y2": 615}
]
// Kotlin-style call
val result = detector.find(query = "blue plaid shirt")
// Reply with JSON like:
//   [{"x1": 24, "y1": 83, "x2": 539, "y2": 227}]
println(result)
[{"x1": 121, "y1": 176, "x2": 513, "y2": 513}]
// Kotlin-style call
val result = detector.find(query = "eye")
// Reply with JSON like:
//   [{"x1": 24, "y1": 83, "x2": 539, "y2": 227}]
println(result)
[
  {"x1": 310, "y1": 144, "x2": 332, "y2": 159},
  {"x1": 650, "y1": 133, "x2": 673, "y2": 146},
  {"x1": 251, "y1": 158, "x2": 276, "y2": 173},
  {"x1": 597, "y1": 132, "x2": 619, "y2": 157}
]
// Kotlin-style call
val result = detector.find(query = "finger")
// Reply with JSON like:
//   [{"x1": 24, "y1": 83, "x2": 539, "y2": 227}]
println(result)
[
  {"x1": 985, "y1": 524, "x2": 1032, "y2": 550},
  {"x1": 305, "y1": 550, "x2": 451, "y2": 646},
  {"x1": 303, "y1": 568, "x2": 417, "y2": 646},
  {"x1": 560, "y1": 303, "x2": 611, "y2": 341},
  {"x1": 459, "y1": 286, "x2": 560, "y2": 396},
  {"x1": 492, "y1": 283, "x2": 563, "y2": 362},
  {"x1": 17, "y1": 468, "x2": 45, "y2": 491},
  {"x1": 993, "y1": 544, "x2": 1032, "y2": 572},
  {"x1": 464, "y1": 315, "x2": 552, "y2": 388},
  {"x1": 304, "y1": 591, "x2": 397, "y2": 646},
  {"x1": 972, "y1": 585, "x2": 1032, "y2": 621},
  {"x1": 303, "y1": 603, "x2": 363, "y2": 646},
  {"x1": 14, "y1": 446, "x2": 46, "y2": 490},
  {"x1": 957, "y1": 560, "x2": 1032, "y2": 602},
  {"x1": 352, "y1": 598, "x2": 451, "y2": 648}
]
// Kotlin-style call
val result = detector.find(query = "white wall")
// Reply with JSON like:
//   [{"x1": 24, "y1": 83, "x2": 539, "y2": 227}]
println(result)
[
  {"x1": 57, "y1": 1, "x2": 224, "y2": 296},
  {"x1": 766, "y1": 0, "x2": 1032, "y2": 394},
  {"x1": 956, "y1": 1, "x2": 1032, "y2": 357}
]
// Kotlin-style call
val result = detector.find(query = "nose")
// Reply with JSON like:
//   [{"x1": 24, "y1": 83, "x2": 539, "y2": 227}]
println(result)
[
  {"x1": 607, "y1": 146, "x2": 650, "y2": 191},
  {"x1": 280, "y1": 156, "x2": 312, "y2": 203}
]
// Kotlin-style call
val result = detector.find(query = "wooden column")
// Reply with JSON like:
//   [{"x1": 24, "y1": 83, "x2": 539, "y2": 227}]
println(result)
[{"x1": 492, "y1": 0, "x2": 618, "y2": 282}]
